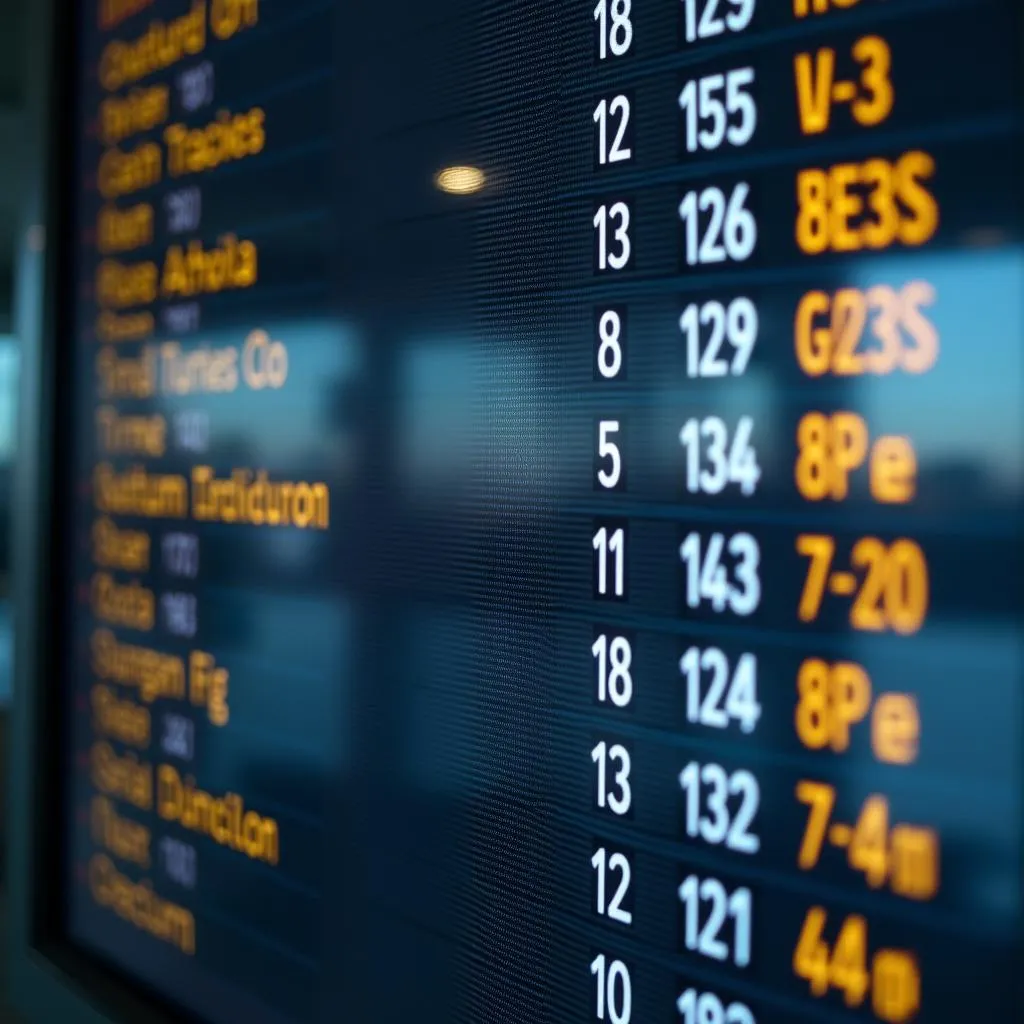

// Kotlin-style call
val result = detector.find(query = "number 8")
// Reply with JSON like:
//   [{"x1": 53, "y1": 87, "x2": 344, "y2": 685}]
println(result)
[{"x1": 598, "y1": 310, "x2": 623, "y2": 378}]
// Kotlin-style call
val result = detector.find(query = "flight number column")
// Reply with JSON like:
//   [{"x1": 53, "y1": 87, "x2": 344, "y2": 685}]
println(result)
[{"x1": 585, "y1": 7, "x2": 639, "y2": 1024}]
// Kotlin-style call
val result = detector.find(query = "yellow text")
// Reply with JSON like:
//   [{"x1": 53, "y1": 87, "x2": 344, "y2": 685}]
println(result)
[
  {"x1": 91, "y1": 683, "x2": 152, "y2": 749},
  {"x1": 91, "y1": 794, "x2": 152, "y2": 867},
  {"x1": 94, "y1": 463, "x2": 188, "y2": 519},
  {"x1": 796, "y1": 782, "x2": 940, "y2": 898},
  {"x1": 210, "y1": 0, "x2": 259, "y2": 40},
  {"x1": 794, "y1": 37, "x2": 892, "y2": 135},
  {"x1": 89, "y1": 854, "x2": 195, "y2": 955},
  {"x1": 796, "y1": 151, "x2": 938, "y2": 255},
  {"x1": 157, "y1": 765, "x2": 279, "y2": 865},
  {"x1": 96, "y1": 344, "x2": 157, "y2": 398},
  {"x1": 91, "y1": 571, "x2": 155, "y2": 631},
  {"x1": 98, "y1": 142, "x2": 162, "y2": 200},
  {"x1": 96, "y1": 309, "x2": 155, "y2": 344},
  {"x1": 98, "y1": 203, "x2": 154, "y2": 255},
  {"x1": 795, "y1": 282, "x2": 938, "y2": 377},
  {"x1": 192, "y1": 466, "x2": 330, "y2": 529},
  {"x1": 92, "y1": 517, "x2": 151, "y2": 573},
  {"x1": 794, "y1": 0, "x2": 860, "y2": 16},
  {"x1": 96, "y1": 405, "x2": 166, "y2": 456},
  {"x1": 796, "y1": 534, "x2": 929, "y2": 634},
  {"x1": 95, "y1": 257, "x2": 158, "y2": 309},
  {"x1": 794, "y1": 908, "x2": 920, "y2": 1022},
  {"x1": 100, "y1": 85, "x2": 170, "y2": 146},
  {"x1": 795, "y1": 658, "x2": 920, "y2": 764},
  {"x1": 99, "y1": 0, "x2": 206, "y2": 91},
  {"x1": 795, "y1": 412, "x2": 917, "y2": 504},
  {"x1": 90, "y1": 741, "x2": 153, "y2": 810},
  {"x1": 91, "y1": 628, "x2": 186, "y2": 703},
  {"x1": 161, "y1": 234, "x2": 258, "y2": 299},
  {"x1": 164, "y1": 107, "x2": 265, "y2": 177},
  {"x1": 189, "y1": 650, "x2": 230, "y2": 725},
  {"x1": 99, "y1": 0, "x2": 154, "y2": 32}
]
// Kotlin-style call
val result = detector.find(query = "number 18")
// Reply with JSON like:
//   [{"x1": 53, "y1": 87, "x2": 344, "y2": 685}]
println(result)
[{"x1": 595, "y1": 0, "x2": 633, "y2": 59}]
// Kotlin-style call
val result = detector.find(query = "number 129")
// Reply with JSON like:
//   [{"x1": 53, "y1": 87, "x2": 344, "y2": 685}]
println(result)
[{"x1": 682, "y1": 0, "x2": 756, "y2": 43}]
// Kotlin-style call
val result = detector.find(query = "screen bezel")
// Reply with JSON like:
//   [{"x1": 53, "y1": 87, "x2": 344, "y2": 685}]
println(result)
[{"x1": 7, "y1": 2, "x2": 202, "y2": 1021}]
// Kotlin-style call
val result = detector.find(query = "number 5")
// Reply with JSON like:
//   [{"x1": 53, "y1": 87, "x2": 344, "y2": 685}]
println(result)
[{"x1": 598, "y1": 420, "x2": 621, "y2": 488}]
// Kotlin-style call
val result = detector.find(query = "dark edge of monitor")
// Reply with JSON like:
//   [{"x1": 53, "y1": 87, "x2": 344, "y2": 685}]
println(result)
[
  {"x1": 1017, "y1": 5, "x2": 1024, "y2": 1023},
  {"x1": 6, "y1": 3, "x2": 200, "y2": 1023}
]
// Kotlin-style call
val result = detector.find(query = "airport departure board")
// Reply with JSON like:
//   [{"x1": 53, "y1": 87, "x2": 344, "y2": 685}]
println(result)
[{"x1": 59, "y1": 1, "x2": 1024, "y2": 1023}]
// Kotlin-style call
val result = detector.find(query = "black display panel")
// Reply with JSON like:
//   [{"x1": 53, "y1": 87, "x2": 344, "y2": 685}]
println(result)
[{"x1": 58, "y1": 1, "x2": 1024, "y2": 1022}]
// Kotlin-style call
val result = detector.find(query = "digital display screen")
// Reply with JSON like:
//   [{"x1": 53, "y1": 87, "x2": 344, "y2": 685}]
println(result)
[{"x1": 60, "y1": 1, "x2": 1024, "y2": 1022}]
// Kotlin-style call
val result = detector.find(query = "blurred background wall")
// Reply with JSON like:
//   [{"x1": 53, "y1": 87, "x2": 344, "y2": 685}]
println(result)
[
  {"x1": 0, "y1": 0, "x2": 30, "y2": 895},
  {"x1": 0, "y1": 0, "x2": 29, "y2": 692},
  {"x1": 0, "y1": 8, "x2": 33, "y2": 1015}
]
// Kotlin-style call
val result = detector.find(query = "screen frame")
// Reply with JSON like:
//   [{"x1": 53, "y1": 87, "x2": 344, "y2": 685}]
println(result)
[{"x1": 6, "y1": 2, "x2": 198, "y2": 1022}]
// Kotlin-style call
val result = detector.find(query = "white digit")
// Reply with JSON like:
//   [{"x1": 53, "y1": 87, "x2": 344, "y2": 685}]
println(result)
[
  {"x1": 173, "y1": 410, "x2": 209, "y2": 453},
  {"x1": 592, "y1": 847, "x2": 633, "y2": 924},
  {"x1": 679, "y1": 69, "x2": 756, "y2": 153},
  {"x1": 728, "y1": 532, "x2": 760, "y2": 615},
  {"x1": 162, "y1": 302, "x2": 200, "y2": 334},
  {"x1": 162, "y1": 532, "x2": 199, "y2": 578},
  {"x1": 677, "y1": 989, "x2": 755, "y2": 1024},
  {"x1": 598, "y1": 310, "x2": 624, "y2": 378},
  {"x1": 682, "y1": 301, "x2": 723, "y2": 377},
  {"x1": 679, "y1": 532, "x2": 761, "y2": 615},
  {"x1": 593, "y1": 634, "x2": 634, "y2": 707},
  {"x1": 165, "y1": 187, "x2": 202, "y2": 233},
  {"x1": 681, "y1": 648, "x2": 760, "y2": 733},
  {"x1": 592, "y1": 741, "x2": 632, "y2": 815},
  {"x1": 680, "y1": 416, "x2": 760, "y2": 496},
  {"x1": 678, "y1": 875, "x2": 751, "y2": 966},
  {"x1": 160, "y1": 713, "x2": 194, "y2": 760},
  {"x1": 161, "y1": 592, "x2": 197, "y2": 638},
  {"x1": 679, "y1": 184, "x2": 756, "y2": 265},
  {"x1": 726, "y1": 298, "x2": 757, "y2": 373},
  {"x1": 598, "y1": 420, "x2": 622, "y2": 488},
  {"x1": 680, "y1": 762, "x2": 760, "y2": 853},
  {"x1": 681, "y1": 299, "x2": 758, "y2": 378},
  {"x1": 724, "y1": 183, "x2": 756, "y2": 259},
  {"x1": 159, "y1": 836, "x2": 197, "y2": 888},
  {"x1": 679, "y1": 76, "x2": 723, "y2": 152},
  {"x1": 595, "y1": 202, "x2": 632, "y2": 271},
  {"x1": 594, "y1": 526, "x2": 626, "y2": 597},
  {"x1": 682, "y1": 0, "x2": 756, "y2": 42},
  {"x1": 177, "y1": 61, "x2": 214, "y2": 111},
  {"x1": 594, "y1": 95, "x2": 632, "y2": 164},
  {"x1": 592, "y1": 955, "x2": 632, "y2": 1024},
  {"x1": 724, "y1": 0, "x2": 756, "y2": 32},
  {"x1": 726, "y1": 68, "x2": 757, "y2": 146},
  {"x1": 595, "y1": 0, "x2": 633, "y2": 59}
]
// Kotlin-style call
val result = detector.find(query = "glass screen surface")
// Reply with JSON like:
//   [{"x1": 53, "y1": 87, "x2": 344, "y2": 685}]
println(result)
[{"x1": 61, "y1": 1, "x2": 1024, "y2": 1022}]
